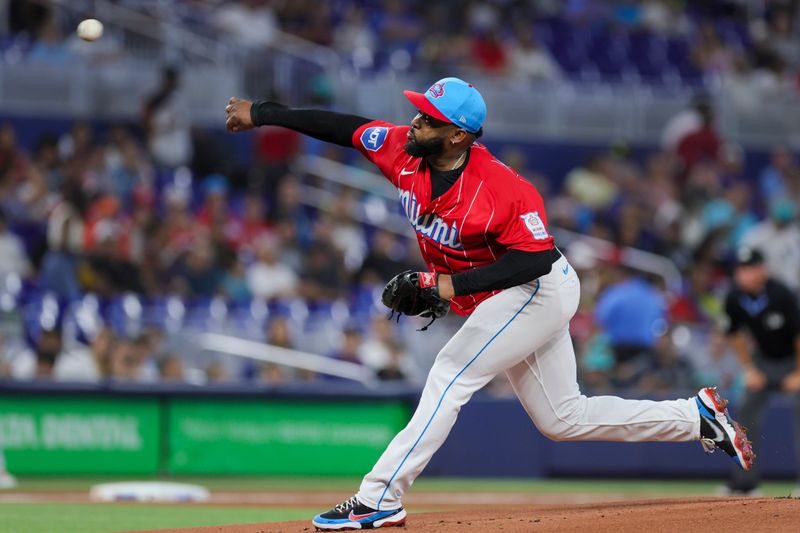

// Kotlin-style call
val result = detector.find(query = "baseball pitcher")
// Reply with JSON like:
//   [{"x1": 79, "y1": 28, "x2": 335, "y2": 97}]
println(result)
[{"x1": 226, "y1": 77, "x2": 754, "y2": 530}]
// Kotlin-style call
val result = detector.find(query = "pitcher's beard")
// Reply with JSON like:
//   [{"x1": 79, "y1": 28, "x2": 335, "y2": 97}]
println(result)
[{"x1": 404, "y1": 136, "x2": 444, "y2": 157}]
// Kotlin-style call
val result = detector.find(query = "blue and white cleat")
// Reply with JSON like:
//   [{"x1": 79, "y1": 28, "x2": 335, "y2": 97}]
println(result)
[
  {"x1": 696, "y1": 387, "x2": 755, "y2": 471},
  {"x1": 313, "y1": 495, "x2": 407, "y2": 530}
]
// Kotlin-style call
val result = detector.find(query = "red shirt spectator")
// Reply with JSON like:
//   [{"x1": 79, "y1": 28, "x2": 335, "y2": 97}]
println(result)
[
  {"x1": 677, "y1": 126, "x2": 721, "y2": 170},
  {"x1": 471, "y1": 30, "x2": 508, "y2": 73},
  {"x1": 255, "y1": 126, "x2": 301, "y2": 165}
]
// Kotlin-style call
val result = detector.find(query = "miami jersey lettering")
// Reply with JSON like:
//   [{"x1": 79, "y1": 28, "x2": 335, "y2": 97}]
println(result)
[{"x1": 352, "y1": 120, "x2": 554, "y2": 315}]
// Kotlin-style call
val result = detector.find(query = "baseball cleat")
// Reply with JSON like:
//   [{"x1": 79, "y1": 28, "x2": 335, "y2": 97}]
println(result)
[
  {"x1": 312, "y1": 495, "x2": 407, "y2": 530},
  {"x1": 696, "y1": 387, "x2": 755, "y2": 471}
]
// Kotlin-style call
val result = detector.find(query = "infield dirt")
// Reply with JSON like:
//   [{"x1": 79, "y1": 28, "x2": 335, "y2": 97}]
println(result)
[{"x1": 137, "y1": 497, "x2": 800, "y2": 532}]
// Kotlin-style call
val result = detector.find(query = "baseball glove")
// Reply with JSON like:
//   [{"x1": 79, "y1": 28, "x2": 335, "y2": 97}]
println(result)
[{"x1": 382, "y1": 271, "x2": 450, "y2": 330}]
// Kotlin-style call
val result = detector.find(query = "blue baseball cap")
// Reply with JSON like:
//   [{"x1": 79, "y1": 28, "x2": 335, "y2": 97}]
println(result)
[{"x1": 403, "y1": 77, "x2": 486, "y2": 134}]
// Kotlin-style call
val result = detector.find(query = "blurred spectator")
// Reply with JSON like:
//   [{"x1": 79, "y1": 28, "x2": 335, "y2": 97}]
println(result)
[
  {"x1": 374, "y1": 0, "x2": 421, "y2": 54},
  {"x1": 0, "y1": 208, "x2": 30, "y2": 280},
  {"x1": 690, "y1": 21, "x2": 734, "y2": 76},
  {"x1": 214, "y1": 0, "x2": 278, "y2": 47},
  {"x1": 0, "y1": 123, "x2": 30, "y2": 194},
  {"x1": 252, "y1": 119, "x2": 301, "y2": 203},
  {"x1": 508, "y1": 28, "x2": 561, "y2": 81},
  {"x1": 768, "y1": 7, "x2": 800, "y2": 69},
  {"x1": 8, "y1": 0, "x2": 49, "y2": 35},
  {"x1": 564, "y1": 155, "x2": 619, "y2": 210},
  {"x1": 169, "y1": 234, "x2": 222, "y2": 297},
  {"x1": 299, "y1": 221, "x2": 347, "y2": 302},
  {"x1": 358, "y1": 316, "x2": 396, "y2": 371},
  {"x1": 158, "y1": 353, "x2": 185, "y2": 381},
  {"x1": 266, "y1": 315, "x2": 294, "y2": 350},
  {"x1": 700, "y1": 181, "x2": 757, "y2": 251},
  {"x1": 578, "y1": 331, "x2": 615, "y2": 392},
  {"x1": 758, "y1": 148, "x2": 798, "y2": 203},
  {"x1": 83, "y1": 195, "x2": 143, "y2": 295},
  {"x1": 53, "y1": 326, "x2": 114, "y2": 382},
  {"x1": 326, "y1": 190, "x2": 367, "y2": 273},
  {"x1": 131, "y1": 333, "x2": 159, "y2": 381},
  {"x1": 417, "y1": 25, "x2": 471, "y2": 75},
  {"x1": 40, "y1": 178, "x2": 86, "y2": 299},
  {"x1": 272, "y1": 175, "x2": 313, "y2": 247},
  {"x1": 32, "y1": 135, "x2": 62, "y2": 191},
  {"x1": 246, "y1": 234, "x2": 298, "y2": 301},
  {"x1": 196, "y1": 174, "x2": 242, "y2": 247},
  {"x1": 376, "y1": 339, "x2": 409, "y2": 382},
  {"x1": 675, "y1": 100, "x2": 721, "y2": 172},
  {"x1": 333, "y1": 5, "x2": 377, "y2": 65},
  {"x1": 205, "y1": 360, "x2": 228, "y2": 383},
  {"x1": 103, "y1": 127, "x2": 153, "y2": 210},
  {"x1": 27, "y1": 14, "x2": 72, "y2": 63},
  {"x1": 326, "y1": 326, "x2": 366, "y2": 374},
  {"x1": 58, "y1": 121, "x2": 94, "y2": 163},
  {"x1": 141, "y1": 67, "x2": 193, "y2": 170},
  {"x1": 637, "y1": 334, "x2": 696, "y2": 392},
  {"x1": 357, "y1": 230, "x2": 413, "y2": 285},
  {"x1": 260, "y1": 362, "x2": 287, "y2": 384},
  {"x1": 219, "y1": 249, "x2": 251, "y2": 304},
  {"x1": 670, "y1": 260, "x2": 723, "y2": 325},
  {"x1": 641, "y1": 0, "x2": 690, "y2": 35},
  {"x1": 741, "y1": 198, "x2": 800, "y2": 293},
  {"x1": 33, "y1": 328, "x2": 62, "y2": 379},
  {"x1": 256, "y1": 315, "x2": 299, "y2": 383},
  {"x1": 108, "y1": 335, "x2": 158, "y2": 382},
  {"x1": 594, "y1": 267, "x2": 667, "y2": 386},
  {"x1": 11, "y1": 328, "x2": 64, "y2": 380},
  {"x1": 470, "y1": 28, "x2": 508, "y2": 74},
  {"x1": 662, "y1": 101, "x2": 704, "y2": 152},
  {"x1": 234, "y1": 194, "x2": 272, "y2": 252}
]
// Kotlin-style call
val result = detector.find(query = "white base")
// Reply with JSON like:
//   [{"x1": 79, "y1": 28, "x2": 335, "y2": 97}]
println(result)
[
  {"x1": 89, "y1": 481, "x2": 209, "y2": 502},
  {"x1": 0, "y1": 473, "x2": 17, "y2": 489}
]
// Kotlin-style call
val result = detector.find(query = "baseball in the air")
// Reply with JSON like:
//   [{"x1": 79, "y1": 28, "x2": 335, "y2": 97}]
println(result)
[{"x1": 77, "y1": 19, "x2": 104, "y2": 42}]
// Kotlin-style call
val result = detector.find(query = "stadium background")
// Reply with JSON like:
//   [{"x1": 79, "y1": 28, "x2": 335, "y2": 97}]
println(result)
[{"x1": 1, "y1": 0, "x2": 800, "y2": 531}]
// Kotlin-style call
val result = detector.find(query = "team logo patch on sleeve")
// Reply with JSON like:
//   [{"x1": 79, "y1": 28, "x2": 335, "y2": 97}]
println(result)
[
  {"x1": 520, "y1": 211, "x2": 549, "y2": 240},
  {"x1": 360, "y1": 127, "x2": 388, "y2": 152}
]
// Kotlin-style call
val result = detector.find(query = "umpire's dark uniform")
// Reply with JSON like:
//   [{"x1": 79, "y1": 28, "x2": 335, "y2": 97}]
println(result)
[{"x1": 723, "y1": 248, "x2": 800, "y2": 493}]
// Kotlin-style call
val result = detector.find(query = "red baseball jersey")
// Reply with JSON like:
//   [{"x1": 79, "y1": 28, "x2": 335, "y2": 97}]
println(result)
[{"x1": 353, "y1": 121, "x2": 555, "y2": 315}]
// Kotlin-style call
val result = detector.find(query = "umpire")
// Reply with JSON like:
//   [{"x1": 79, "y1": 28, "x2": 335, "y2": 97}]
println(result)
[{"x1": 723, "y1": 247, "x2": 800, "y2": 494}]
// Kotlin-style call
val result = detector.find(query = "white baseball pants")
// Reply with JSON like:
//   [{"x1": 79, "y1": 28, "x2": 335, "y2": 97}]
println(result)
[{"x1": 358, "y1": 255, "x2": 700, "y2": 510}]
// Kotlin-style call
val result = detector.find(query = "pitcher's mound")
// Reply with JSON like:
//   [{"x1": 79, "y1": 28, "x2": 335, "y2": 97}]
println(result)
[{"x1": 141, "y1": 497, "x2": 800, "y2": 532}]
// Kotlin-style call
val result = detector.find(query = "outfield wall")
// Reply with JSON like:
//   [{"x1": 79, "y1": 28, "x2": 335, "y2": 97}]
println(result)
[{"x1": 0, "y1": 382, "x2": 796, "y2": 478}]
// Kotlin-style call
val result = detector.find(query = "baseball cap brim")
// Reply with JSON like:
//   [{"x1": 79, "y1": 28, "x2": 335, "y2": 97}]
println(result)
[{"x1": 403, "y1": 90, "x2": 452, "y2": 125}]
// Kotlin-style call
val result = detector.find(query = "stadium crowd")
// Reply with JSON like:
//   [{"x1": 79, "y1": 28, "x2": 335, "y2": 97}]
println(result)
[
  {"x1": 5, "y1": 0, "x2": 800, "y2": 95},
  {"x1": 0, "y1": 81, "x2": 798, "y2": 393},
  {"x1": 1, "y1": 1, "x2": 799, "y2": 394}
]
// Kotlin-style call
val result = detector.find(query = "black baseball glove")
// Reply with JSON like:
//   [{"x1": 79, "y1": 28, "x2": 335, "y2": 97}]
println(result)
[{"x1": 382, "y1": 270, "x2": 450, "y2": 330}]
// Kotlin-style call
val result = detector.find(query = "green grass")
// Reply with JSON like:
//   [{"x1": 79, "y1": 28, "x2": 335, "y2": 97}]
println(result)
[
  {"x1": 2, "y1": 477, "x2": 797, "y2": 532},
  {"x1": 0, "y1": 503, "x2": 316, "y2": 533}
]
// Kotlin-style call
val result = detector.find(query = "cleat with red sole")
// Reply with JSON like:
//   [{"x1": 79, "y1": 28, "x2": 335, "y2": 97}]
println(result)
[{"x1": 696, "y1": 387, "x2": 755, "y2": 471}]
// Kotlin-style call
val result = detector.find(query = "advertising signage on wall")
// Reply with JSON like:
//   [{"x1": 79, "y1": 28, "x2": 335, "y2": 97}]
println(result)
[
  {"x1": 0, "y1": 395, "x2": 160, "y2": 474},
  {"x1": 0, "y1": 393, "x2": 409, "y2": 475},
  {"x1": 168, "y1": 399, "x2": 408, "y2": 474}
]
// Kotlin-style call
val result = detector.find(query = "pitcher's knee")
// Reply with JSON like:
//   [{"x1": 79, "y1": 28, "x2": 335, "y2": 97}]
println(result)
[
  {"x1": 538, "y1": 419, "x2": 575, "y2": 441},
  {"x1": 535, "y1": 397, "x2": 587, "y2": 441}
]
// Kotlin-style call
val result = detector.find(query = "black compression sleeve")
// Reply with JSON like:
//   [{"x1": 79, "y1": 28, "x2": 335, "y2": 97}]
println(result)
[
  {"x1": 451, "y1": 248, "x2": 561, "y2": 296},
  {"x1": 250, "y1": 101, "x2": 372, "y2": 147}
]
